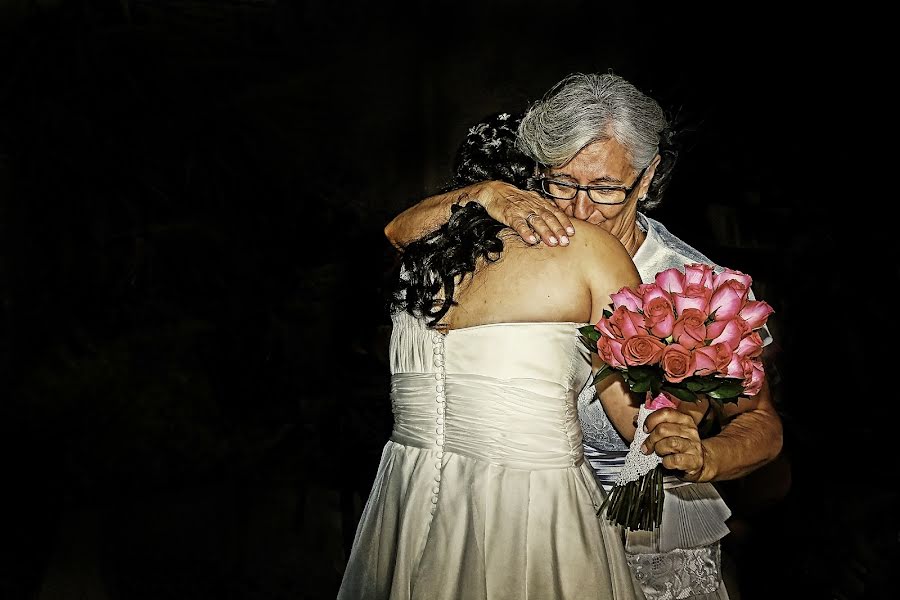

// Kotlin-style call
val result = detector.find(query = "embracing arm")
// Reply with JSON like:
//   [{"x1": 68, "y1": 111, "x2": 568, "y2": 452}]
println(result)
[
  {"x1": 384, "y1": 181, "x2": 574, "y2": 249},
  {"x1": 384, "y1": 184, "x2": 483, "y2": 249}
]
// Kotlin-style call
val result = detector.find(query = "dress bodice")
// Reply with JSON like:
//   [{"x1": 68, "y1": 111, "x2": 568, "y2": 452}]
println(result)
[{"x1": 388, "y1": 311, "x2": 591, "y2": 470}]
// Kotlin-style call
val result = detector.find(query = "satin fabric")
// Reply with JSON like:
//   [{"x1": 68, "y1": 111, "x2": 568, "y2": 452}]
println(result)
[{"x1": 338, "y1": 312, "x2": 639, "y2": 599}]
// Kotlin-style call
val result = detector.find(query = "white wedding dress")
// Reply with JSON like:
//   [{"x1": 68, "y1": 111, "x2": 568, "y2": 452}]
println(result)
[{"x1": 337, "y1": 311, "x2": 639, "y2": 599}]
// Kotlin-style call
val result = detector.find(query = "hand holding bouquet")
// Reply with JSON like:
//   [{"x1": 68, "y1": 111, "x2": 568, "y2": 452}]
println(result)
[{"x1": 580, "y1": 263, "x2": 774, "y2": 531}]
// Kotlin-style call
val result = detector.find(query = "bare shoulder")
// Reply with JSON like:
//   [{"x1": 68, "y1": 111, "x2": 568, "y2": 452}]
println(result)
[
  {"x1": 567, "y1": 221, "x2": 634, "y2": 267},
  {"x1": 567, "y1": 221, "x2": 641, "y2": 299}
]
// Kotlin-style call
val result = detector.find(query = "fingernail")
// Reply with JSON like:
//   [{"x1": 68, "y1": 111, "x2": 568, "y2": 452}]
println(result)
[
  {"x1": 640, "y1": 444, "x2": 649, "y2": 455},
  {"x1": 559, "y1": 235, "x2": 569, "y2": 245},
  {"x1": 549, "y1": 236, "x2": 558, "y2": 245},
  {"x1": 528, "y1": 235, "x2": 537, "y2": 244},
  {"x1": 566, "y1": 227, "x2": 575, "y2": 235},
  {"x1": 643, "y1": 424, "x2": 649, "y2": 433}
]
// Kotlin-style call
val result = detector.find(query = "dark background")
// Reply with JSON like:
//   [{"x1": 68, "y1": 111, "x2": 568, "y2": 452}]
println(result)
[{"x1": 0, "y1": 1, "x2": 894, "y2": 599}]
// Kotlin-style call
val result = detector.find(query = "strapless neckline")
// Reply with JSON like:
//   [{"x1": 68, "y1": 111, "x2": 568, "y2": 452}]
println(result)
[{"x1": 440, "y1": 321, "x2": 585, "y2": 336}]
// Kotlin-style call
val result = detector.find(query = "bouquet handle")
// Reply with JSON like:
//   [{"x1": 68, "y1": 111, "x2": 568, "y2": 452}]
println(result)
[
  {"x1": 598, "y1": 405, "x2": 665, "y2": 530},
  {"x1": 600, "y1": 395, "x2": 732, "y2": 541}
]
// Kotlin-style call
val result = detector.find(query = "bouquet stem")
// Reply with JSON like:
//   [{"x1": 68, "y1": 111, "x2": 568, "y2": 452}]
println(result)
[
  {"x1": 597, "y1": 399, "x2": 671, "y2": 530},
  {"x1": 598, "y1": 464, "x2": 664, "y2": 530}
]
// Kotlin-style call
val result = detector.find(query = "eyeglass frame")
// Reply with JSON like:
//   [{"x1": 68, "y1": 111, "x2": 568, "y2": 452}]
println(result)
[{"x1": 527, "y1": 166, "x2": 648, "y2": 206}]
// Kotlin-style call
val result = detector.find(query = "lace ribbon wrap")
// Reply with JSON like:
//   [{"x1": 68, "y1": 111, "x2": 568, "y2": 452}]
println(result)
[{"x1": 616, "y1": 405, "x2": 663, "y2": 485}]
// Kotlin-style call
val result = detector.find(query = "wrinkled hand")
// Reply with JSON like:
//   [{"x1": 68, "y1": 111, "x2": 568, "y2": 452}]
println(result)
[
  {"x1": 640, "y1": 407, "x2": 708, "y2": 482},
  {"x1": 478, "y1": 181, "x2": 575, "y2": 246}
]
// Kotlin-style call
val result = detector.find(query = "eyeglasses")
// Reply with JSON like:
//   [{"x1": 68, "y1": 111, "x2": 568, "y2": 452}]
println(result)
[{"x1": 530, "y1": 167, "x2": 647, "y2": 205}]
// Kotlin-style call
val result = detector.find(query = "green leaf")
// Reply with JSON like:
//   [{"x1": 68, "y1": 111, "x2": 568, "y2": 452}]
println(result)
[
  {"x1": 661, "y1": 385, "x2": 699, "y2": 403},
  {"x1": 578, "y1": 324, "x2": 599, "y2": 340},
  {"x1": 684, "y1": 377, "x2": 723, "y2": 393},
  {"x1": 629, "y1": 376, "x2": 652, "y2": 393},
  {"x1": 627, "y1": 369, "x2": 663, "y2": 394},
  {"x1": 707, "y1": 381, "x2": 745, "y2": 400},
  {"x1": 626, "y1": 366, "x2": 656, "y2": 382},
  {"x1": 602, "y1": 308, "x2": 612, "y2": 319}
]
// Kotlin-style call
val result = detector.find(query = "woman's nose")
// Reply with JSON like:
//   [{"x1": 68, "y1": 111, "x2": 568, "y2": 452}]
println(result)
[{"x1": 573, "y1": 191, "x2": 595, "y2": 220}]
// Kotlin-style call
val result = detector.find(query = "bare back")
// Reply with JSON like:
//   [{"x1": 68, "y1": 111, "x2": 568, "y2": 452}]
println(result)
[{"x1": 440, "y1": 221, "x2": 640, "y2": 331}]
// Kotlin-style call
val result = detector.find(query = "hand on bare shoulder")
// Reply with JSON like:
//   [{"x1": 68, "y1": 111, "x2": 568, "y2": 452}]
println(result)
[{"x1": 476, "y1": 181, "x2": 575, "y2": 247}]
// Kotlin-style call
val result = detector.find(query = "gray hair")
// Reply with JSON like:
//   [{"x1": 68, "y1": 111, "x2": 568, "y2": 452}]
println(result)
[{"x1": 517, "y1": 73, "x2": 668, "y2": 208}]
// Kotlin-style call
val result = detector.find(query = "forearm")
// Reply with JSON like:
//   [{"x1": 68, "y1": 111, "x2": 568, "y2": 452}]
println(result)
[
  {"x1": 384, "y1": 182, "x2": 488, "y2": 249},
  {"x1": 697, "y1": 397, "x2": 783, "y2": 482}
]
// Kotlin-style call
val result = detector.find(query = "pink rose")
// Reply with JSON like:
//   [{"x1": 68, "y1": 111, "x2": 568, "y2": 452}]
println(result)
[
  {"x1": 607, "y1": 306, "x2": 647, "y2": 340},
  {"x1": 640, "y1": 284, "x2": 673, "y2": 306},
  {"x1": 685, "y1": 282, "x2": 713, "y2": 300},
  {"x1": 673, "y1": 293, "x2": 709, "y2": 316},
  {"x1": 706, "y1": 318, "x2": 750, "y2": 351},
  {"x1": 743, "y1": 358, "x2": 765, "y2": 396},
  {"x1": 654, "y1": 268, "x2": 686, "y2": 294},
  {"x1": 644, "y1": 295, "x2": 676, "y2": 338},
  {"x1": 684, "y1": 263, "x2": 715, "y2": 290},
  {"x1": 597, "y1": 336, "x2": 626, "y2": 369},
  {"x1": 693, "y1": 343, "x2": 732, "y2": 376},
  {"x1": 739, "y1": 300, "x2": 775, "y2": 330},
  {"x1": 713, "y1": 268, "x2": 753, "y2": 290},
  {"x1": 709, "y1": 279, "x2": 749, "y2": 321},
  {"x1": 610, "y1": 286, "x2": 644, "y2": 312},
  {"x1": 595, "y1": 317, "x2": 618, "y2": 341},
  {"x1": 622, "y1": 335, "x2": 666, "y2": 366},
  {"x1": 660, "y1": 343, "x2": 693, "y2": 383},
  {"x1": 673, "y1": 284, "x2": 712, "y2": 316},
  {"x1": 672, "y1": 308, "x2": 707, "y2": 349},
  {"x1": 645, "y1": 391, "x2": 679, "y2": 410},
  {"x1": 637, "y1": 283, "x2": 658, "y2": 297},
  {"x1": 723, "y1": 353, "x2": 754, "y2": 380},
  {"x1": 736, "y1": 331, "x2": 764, "y2": 358}
]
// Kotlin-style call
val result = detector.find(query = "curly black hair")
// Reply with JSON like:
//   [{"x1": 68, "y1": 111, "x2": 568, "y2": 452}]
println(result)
[
  {"x1": 444, "y1": 111, "x2": 532, "y2": 190},
  {"x1": 390, "y1": 201, "x2": 506, "y2": 327},
  {"x1": 390, "y1": 111, "x2": 533, "y2": 327}
]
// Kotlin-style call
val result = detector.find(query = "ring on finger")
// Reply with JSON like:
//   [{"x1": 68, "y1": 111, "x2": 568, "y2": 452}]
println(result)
[{"x1": 525, "y1": 212, "x2": 539, "y2": 227}]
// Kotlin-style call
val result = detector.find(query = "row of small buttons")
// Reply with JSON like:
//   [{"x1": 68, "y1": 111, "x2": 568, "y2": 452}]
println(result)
[{"x1": 430, "y1": 332, "x2": 446, "y2": 520}]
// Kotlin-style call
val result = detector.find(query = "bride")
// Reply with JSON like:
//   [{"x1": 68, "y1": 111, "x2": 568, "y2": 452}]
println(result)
[{"x1": 337, "y1": 198, "x2": 643, "y2": 599}]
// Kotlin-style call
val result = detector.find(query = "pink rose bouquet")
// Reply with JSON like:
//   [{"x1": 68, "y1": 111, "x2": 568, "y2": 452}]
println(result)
[{"x1": 579, "y1": 263, "x2": 774, "y2": 531}]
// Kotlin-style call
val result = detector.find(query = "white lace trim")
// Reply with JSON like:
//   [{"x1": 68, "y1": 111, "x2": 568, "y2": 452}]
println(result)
[{"x1": 615, "y1": 405, "x2": 662, "y2": 485}]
